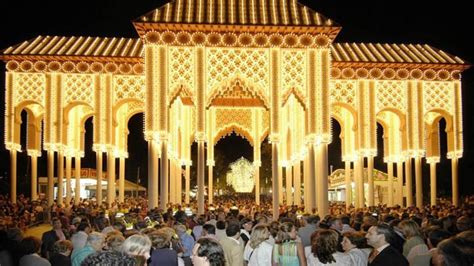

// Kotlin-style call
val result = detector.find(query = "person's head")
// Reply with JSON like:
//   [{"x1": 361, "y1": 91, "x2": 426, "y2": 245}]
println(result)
[
  {"x1": 225, "y1": 222, "x2": 240, "y2": 238},
  {"x1": 310, "y1": 229, "x2": 339, "y2": 264},
  {"x1": 148, "y1": 230, "x2": 171, "y2": 249},
  {"x1": 121, "y1": 234, "x2": 152, "y2": 261},
  {"x1": 456, "y1": 216, "x2": 472, "y2": 232},
  {"x1": 427, "y1": 228, "x2": 451, "y2": 249},
  {"x1": 52, "y1": 240, "x2": 73, "y2": 256},
  {"x1": 240, "y1": 218, "x2": 253, "y2": 232},
  {"x1": 277, "y1": 222, "x2": 297, "y2": 243},
  {"x1": 203, "y1": 224, "x2": 216, "y2": 236},
  {"x1": 433, "y1": 230, "x2": 474, "y2": 266},
  {"x1": 340, "y1": 216, "x2": 350, "y2": 225},
  {"x1": 20, "y1": 236, "x2": 41, "y2": 255},
  {"x1": 269, "y1": 221, "x2": 280, "y2": 238},
  {"x1": 174, "y1": 224, "x2": 187, "y2": 236},
  {"x1": 249, "y1": 224, "x2": 270, "y2": 249},
  {"x1": 342, "y1": 231, "x2": 368, "y2": 252},
  {"x1": 366, "y1": 224, "x2": 392, "y2": 249},
  {"x1": 398, "y1": 220, "x2": 422, "y2": 239},
  {"x1": 192, "y1": 238, "x2": 225, "y2": 266},
  {"x1": 105, "y1": 234, "x2": 125, "y2": 252},
  {"x1": 77, "y1": 222, "x2": 91, "y2": 233},
  {"x1": 329, "y1": 218, "x2": 343, "y2": 232},
  {"x1": 216, "y1": 220, "x2": 226, "y2": 230},
  {"x1": 86, "y1": 232, "x2": 106, "y2": 251},
  {"x1": 52, "y1": 218, "x2": 62, "y2": 230}
]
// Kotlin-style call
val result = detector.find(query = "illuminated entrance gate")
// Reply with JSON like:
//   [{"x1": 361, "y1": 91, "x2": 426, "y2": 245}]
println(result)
[{"x1": 1, "y1": 0, "x2": 468, "y2": 218}]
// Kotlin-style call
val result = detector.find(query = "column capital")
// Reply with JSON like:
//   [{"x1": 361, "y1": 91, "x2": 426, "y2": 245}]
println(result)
[
  {"x1": 447, "y1": 151, "x2": 462, "y2": 159},
  {"x1": 426, "y1": 157, "x2": 440, "y2": 164},
  {"x1": 195, "y1": 132, "x2": 207, "y2": 142},
  {"x1": 207, "y1": 159, "x2": 215, "y2": 166},
  {"x1": 269, "y1": 134, "x2": 280, "y2": 144},
  {"x1": 27, "y1": 149, "x2": 41, "y2": 157}
]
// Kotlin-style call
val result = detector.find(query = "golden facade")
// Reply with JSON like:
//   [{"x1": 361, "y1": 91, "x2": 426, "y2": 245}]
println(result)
[{"x1": 1, "y1": 0, "x2": 469, "y2": 217}]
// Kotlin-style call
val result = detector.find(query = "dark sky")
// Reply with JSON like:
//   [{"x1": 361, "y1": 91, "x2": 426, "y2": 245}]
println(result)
[{"x1": 0, "y1": 0, "x2": 473, "y2": 197}]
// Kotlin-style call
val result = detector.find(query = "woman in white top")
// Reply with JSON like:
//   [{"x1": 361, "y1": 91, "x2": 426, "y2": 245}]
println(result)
[
  {"x1": 244, "y1": 224, "x2": 273, "y2": 266},
  {"x1": 305, "y1": 229, "x2": 352, "y2": 266},
  {"x1": 341, "y1": 231, "x2": 369, "y2": 266}
]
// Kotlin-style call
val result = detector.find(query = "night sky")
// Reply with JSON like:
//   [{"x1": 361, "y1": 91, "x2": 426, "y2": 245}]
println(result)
[{"x1": 0, "y1": 0, "x2": 473, "y2": 198}]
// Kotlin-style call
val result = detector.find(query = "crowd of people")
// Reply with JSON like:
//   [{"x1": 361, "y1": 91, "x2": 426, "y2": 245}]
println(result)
[{"x1": 0, "y1": 193, "x2": 473, "y2": 265}]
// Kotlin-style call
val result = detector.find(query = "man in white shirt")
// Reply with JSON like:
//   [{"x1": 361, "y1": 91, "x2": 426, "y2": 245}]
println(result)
[{"x1": 220, "y1": 222, "x2": 243, "y2": 266}]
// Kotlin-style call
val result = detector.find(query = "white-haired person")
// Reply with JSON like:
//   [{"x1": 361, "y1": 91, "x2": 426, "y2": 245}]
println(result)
[
  {"x1": 121, "y1": 234, "x2": 152, "y2": 263},
  {"x1": 71, "y1": 232, "x2": 105, "y2": 266}
]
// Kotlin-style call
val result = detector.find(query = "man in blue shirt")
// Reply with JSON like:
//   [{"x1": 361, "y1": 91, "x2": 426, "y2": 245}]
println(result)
[{"x1": 175, "y1": 224, "x2": 195, "y2": 266}]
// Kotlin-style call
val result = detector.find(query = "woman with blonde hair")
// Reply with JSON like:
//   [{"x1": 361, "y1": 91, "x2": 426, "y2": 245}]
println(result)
[
  {"x1": 272, "y1": 222, "x2": 306, "y2": 266},
  {"x1": 243, "y1": 224, "x2": 273, "y2": 266},
  {"x1": 398, "y1": 220, "x2": 428, "y2": 262}
]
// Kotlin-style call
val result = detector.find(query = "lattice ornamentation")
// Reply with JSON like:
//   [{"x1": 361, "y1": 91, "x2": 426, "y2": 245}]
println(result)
[
  {"x1": 169, "y1": 47, "x2": 194, "y2": 93},
  {"x1": 330, "y1": 80, "x2": 356, "y2": 108},
  {"x1": 126, "y1": 100, "x2": 145, "y2": 117},
  {"x1": 64, "y1": 74, "x2": 93, "y2": 105},
  {"x1": 114, "y1": 75, "x2": 145, "y2": 101},
  {"x1": 15, "y1": 73, "x2": 45, "y2": 106},
  {"x1": 423, "y1": 81, "x2": 453, "y2": 113},
  {"x1": 215, "y1": 108, "x2": 252, "y2": 133},
  {"x1": 282, "y1": 50, "x2": 306, "y2": 100},
  {"x1": 207, "y1": 48, "x2": 269, "y2": 97},
  {"x1": 375, "y1": 80, "x2": 407, "y2": 113}
]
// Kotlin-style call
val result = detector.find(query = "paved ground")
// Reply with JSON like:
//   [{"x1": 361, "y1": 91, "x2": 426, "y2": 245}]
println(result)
[{"x1": 24, "y1": 224, "x2": 52, "y2": 239}]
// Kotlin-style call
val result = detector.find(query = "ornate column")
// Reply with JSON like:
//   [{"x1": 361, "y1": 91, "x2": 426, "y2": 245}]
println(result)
[
  {"x1": 397, "y1": 161, "x2": 404, "y2": 206},
  {"x1": 74, "y1": 155, "x2": 81, "y2": 205},
  {"x1": 169, "y1": 158, "x2": 175, "y2": 204},
  {"x1": 293, "y1": 160, "x2": 301, "y2": 206},
  {"x1": 119, "y1": 157, "x2": 125, "y2": 203},
  {"x1": 253, "y1": 109, "x2": 262, "y2": 205},
  {"x1": 387, "y1": 162, "x2": 394, "y2": 206},
  {"x1": 428, "y1": 160, "x2": 437, "y2": 206},
  {"x1": 414, "y1": 157, "x2": 423, "y2": 208},
  {"x1": 307, "y1": 143, "x2": 316, "y2": 213},
  {"x1": 47, "y1": 150, "x2": 55, "y2": 206},
  {"x1": 367, "y1": 156, "x2": 374, "y2": 206},
  {"x1": 195, "y1": 46, "x2": 206, "y2": 214},
  {"x1": 207, "y1": 162, "x2": 213, "y2": 205},
  {"x1": 407, "y1": 80, "x2": 424, "y2": 208},
  {"x1": 160, "y1": 140, "x2": 169, "y2": 209},
  {"x1": 5, "y1": 72, "x2": 17, "y2": 203},
  {"x1": 451, "y1": 158, "x2": 459, "y2": 206},
  {"x1": 344, "y1": 160, "x2": 352, "y2": 210},
  {"x1": 285, "y1": 165, "x2": 293, "y2": 206},
  {"x1": 354, "y1": 156, "x2": 364, "y2": 208},
  {"x1": 451, "y1": 81, "x2": 462, "y2": 207},
  {"x1": 65, "y1": 155, "x2": 72, "y2": 205},
  {"x1": 96, "y1": 152, "x2": 103, "y2": 203},
  {"x1": 270, "y1": 47, "x2": 281, "y2": 220},
  {"x1": 10, "y1": 150, "x2": 17, "y2": 203},
  {"x1": 176, "y1": 161, "x2": 183, "y2": 205},
  {"x1": 278, "y1": 166, "x2": 283, "y2": 204},
  {"x1": 405, "y1": 158, "x2": 413, "y2": 206},
  {"x1": 185, "y1": 163, "x2": 191, "y2": 204},
  {"x1": 44, "y1": 73, "x2": 61, "y2": 206},
  {"x1": 303, "y1": 153, "x2": 310, "y2": 212},
  {"x1": 317, "y1": 144, "x2": 329, "y2": 216},
  {"x1": 107, "y1": 150, "x2": 116, "y2": 206},
  {"x1": 30, "y1": 152, "x2": 38, "y2": 200},
  {"x1": 148, "y1": 141, "x2": 159, "y2": 209},
  {"x1": 57, "y1": 151, "x2": 64, "y2": 205}
]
